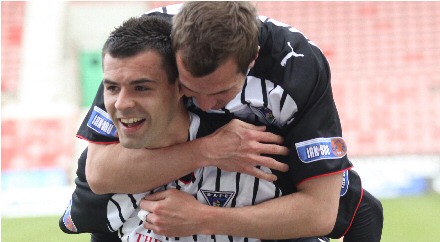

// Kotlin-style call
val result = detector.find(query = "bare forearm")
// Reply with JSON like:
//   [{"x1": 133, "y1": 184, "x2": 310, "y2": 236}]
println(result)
[
  {"x1": 86, "y1": 119, "x2": 289, "y2": 194},
  {"x1": 86, "y1": 140, "x2": 207, "y2": 194},
  {"x1": 198, "y1": 174, "x2": 342, "y2": 239},
  {"x1": 203, "y1": 195, "x2": 334, "y2": 238}
]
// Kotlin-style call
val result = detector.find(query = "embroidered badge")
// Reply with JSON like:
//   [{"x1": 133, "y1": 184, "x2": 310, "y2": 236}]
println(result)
[
  {"x1": 295, "y1": 137, "x2": 347, "y2": 163},
  {"x1": 63, "y1": 199, "x2": 78, "y2": 232},
  {"x1": 252, "y1": 106, "x2": 277, "y2": 125},
  {"x1": 200, "y1": 190, "x2": 235, "y2": 207},
  {"x1": 87, "y1": 106, "x2": 117, "y2": 137}
]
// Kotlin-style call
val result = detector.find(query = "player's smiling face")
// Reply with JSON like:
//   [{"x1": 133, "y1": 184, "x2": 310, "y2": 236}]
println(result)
[{"x1": 103, "y1": 50, "x2": 182, "y2": 149}]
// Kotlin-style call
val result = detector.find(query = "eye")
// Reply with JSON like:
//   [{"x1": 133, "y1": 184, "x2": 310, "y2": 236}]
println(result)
[
  {"x1": 105, "y1": 85, "x2": 119, "y2": 93},
  {"x1": 134, "y1": 85, "x2": 150, "y2": 91}
]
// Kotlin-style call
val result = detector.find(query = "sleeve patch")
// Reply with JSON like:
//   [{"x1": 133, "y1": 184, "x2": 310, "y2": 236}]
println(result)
[
  {"x1": 62, "y1": 199, "x2": 78, "y2": 232},
  {"x1": 295, "y1": 137, "x2": 347, "y2": 163},
  {"x1": 87, "y1": 106, "x2": 117, "y2": 137}
]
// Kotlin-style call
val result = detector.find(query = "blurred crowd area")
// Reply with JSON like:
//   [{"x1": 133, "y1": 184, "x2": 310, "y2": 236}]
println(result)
[{"x1": 1, "y1": 1, "x2": 440, "y2": 216}]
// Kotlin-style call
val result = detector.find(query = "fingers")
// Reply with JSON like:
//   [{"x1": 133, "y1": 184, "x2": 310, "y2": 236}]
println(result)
[
  {"x1": 239, "y1": 126, "x2": 285, "y2": 145},
  {"x1": 138, "y1": 209, "x2": 155, "y2": 228},
  {"x1": 240, "y1": 130, "x2": 289, "y2": 156},
  {"x1": 143, "y1": 220, "x2": 154, "y2": 230},
  {"x1": 254, "y1": 142, "x2": 289, "y2": 156},
  {"x1": 142, "y1": 213, "x2": 156, "y2": 231},
  {"x1": 236, "y1": 155, "x2": 289, "y2": 181},
  {"x1": 245, "y1": 166, "x2": 278, "y2": 182},
  {"x1": 143, "y1": 189, "x2": 171, "y2": 201},
  {"x1": 139, "y1": 190, "x2": 168, "y2": 216},
  {"x1": 255, "y1": 131, "x2": 285, "y2": 145},
  {"x1": 248, "y1": 154, "x2": 289, "y2": 172}
]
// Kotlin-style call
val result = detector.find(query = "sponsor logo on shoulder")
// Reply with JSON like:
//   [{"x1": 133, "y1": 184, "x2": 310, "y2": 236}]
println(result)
[
  {"x1": 200, "y1": 190, "x2": 235, "y2": 207},
  {"x1": 280, "y1": 42, "x2": 304, "y2": 67},
  {"x1": 295, "y1": 137, "x2": 347, "y2": 163},
  {"x1": 87, "y1": 106, "x2": 117, "y2": 137},
  {"x1": 63, "y1": 199, "x2": 78, "y2": 232}
]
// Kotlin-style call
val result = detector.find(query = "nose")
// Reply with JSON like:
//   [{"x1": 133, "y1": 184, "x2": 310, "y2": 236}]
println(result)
[{"x1": 114, "y1": 89, "x2": 135, "y2": 111}]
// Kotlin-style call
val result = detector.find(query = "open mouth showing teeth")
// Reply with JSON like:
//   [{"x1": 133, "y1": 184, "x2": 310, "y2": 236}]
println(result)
[{"x1": 120, "y1": 118, "x2": 145, "y2": 128}]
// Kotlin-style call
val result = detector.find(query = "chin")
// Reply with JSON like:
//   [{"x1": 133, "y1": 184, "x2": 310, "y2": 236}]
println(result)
[{"x1": 120, "y1": 141, "x2": 144, "y2": 149}]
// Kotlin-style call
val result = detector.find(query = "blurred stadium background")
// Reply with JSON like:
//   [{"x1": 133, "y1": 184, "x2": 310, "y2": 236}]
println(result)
[{"x1": 2, "y1": 1, "x2": 440, "y2": 241}]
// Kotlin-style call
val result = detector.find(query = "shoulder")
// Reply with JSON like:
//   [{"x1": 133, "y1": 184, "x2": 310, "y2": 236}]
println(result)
[
  {"x1": 249, "y1": 16, "x2": 332, "y2": 120},
  {"x1": 258, "y1": 15, "x2": 314, "y2": 50},
  {"x1": 252, "y1": 16, "x2": 330, "y2": 94},
  {"x1": 256, "y1": 15, "x2": 327, "y2": 76}
]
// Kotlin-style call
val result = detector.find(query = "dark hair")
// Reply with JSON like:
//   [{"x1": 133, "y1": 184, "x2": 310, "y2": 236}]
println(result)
[
  {"x1": 172, "y1": 1, "x2": 260, "y2": 77},
  {"x1": 102, "y1": 15, "x2": 178, "y2": 84}
]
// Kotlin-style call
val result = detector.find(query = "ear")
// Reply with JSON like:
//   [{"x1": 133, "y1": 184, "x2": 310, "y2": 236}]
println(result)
[
  {"x1": 177, "y1": 81, "x2": 185, "y2": 98},
  {"x1": 248, "y1": 46, "x2": 260, "y2": 69}
]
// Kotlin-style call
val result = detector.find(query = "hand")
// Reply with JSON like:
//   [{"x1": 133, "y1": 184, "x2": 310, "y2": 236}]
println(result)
[
  {"x1": 201, "y1": 119, "x2": 289, "y2": 181},
  {"x1": 140, "y1": 189, "x2": 207, "y2": 237}
]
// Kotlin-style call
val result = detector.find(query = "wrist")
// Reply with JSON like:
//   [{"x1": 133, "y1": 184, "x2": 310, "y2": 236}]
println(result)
[
  {"x1": 197, "y1": 205, "x2": 221, "y2": 235},
  {"x1": 193, "y1": 137, "x2": 216, "y2": 168}
]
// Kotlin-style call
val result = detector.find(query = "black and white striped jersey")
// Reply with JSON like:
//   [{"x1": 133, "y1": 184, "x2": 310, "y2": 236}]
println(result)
[
  {"x1": 63, "y1": 108, "x2": 290, "y2": 241},
  {"x1": 107, "y1": 112, "x2": 285, "y2": 242},
  {"x1": 69, "y1": 4, "x2": 363, "y2": 239}
]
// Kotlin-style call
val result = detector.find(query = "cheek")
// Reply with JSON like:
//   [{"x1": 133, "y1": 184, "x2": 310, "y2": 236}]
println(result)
[
  {"x1": 103, "y1": 96, "x2": 114, "y2": 113},
  {"x1": 104, "y1": 99, "x2": 118, "y2": 124},
  {"x1": 159, "y1": 88, "x2": 181, "y2": 109},
  {"x1": 220, "y1": 93, "x2": 236, "y2": 104},
  {"x1": 181, "y1": 88, "x2": 193, "y2": 97}
]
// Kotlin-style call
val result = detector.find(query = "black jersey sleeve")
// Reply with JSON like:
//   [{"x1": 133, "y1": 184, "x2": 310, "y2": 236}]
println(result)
[
  {"x1": 59, "y1": 147, "x2": 116, "y2": 234},
  {"x1": 254, "y1": 18, "x2": 363, "y2": 239},
  {"x1": 251, "y1": 18, "x2": 353, "y2": 184},
  {"x1": 76, "y1": 82, "x2": 119, "y2": 143}
]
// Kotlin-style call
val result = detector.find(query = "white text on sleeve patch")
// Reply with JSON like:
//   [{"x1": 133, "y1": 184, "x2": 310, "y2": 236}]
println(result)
[{"x1": 295, "y1": 137, "x2": 347, "y2": 163}]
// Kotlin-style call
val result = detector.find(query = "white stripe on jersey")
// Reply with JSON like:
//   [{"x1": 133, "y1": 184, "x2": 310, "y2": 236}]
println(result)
[
  {"x1": 106, "y1": 112, "x2": 282, "y2": 242},
  {"x1": 204, "y1": 76, "x2": 298, "y2": 128},
  {"x1": 107, "y1": 193, "x2": 146, "y2": 233}
]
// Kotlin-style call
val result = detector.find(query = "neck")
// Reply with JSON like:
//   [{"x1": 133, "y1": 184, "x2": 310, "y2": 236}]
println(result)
[{"x1": 170, "y1": 104, "x2": 191, "y2": 145}]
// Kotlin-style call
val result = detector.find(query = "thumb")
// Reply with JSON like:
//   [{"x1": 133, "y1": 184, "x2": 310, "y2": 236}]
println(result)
[
  {"x1": 140, "y1": 190, "x2": 169, "y2": 211},
  {"x1": 144, "y1": 188, "x2": 177, "y2": 201}
]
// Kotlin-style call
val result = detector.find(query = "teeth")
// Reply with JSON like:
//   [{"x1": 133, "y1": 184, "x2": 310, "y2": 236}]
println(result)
[{"x1": 120, "y1": 118, "x2": 143, "y2": 124}]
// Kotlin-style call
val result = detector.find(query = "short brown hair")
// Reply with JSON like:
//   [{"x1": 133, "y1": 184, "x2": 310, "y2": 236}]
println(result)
[
  {"x1": 172, "y1": 1, "x2": 260, "y2": 77},
  {"x1": 102, "y1": 15, "x2": 178, "y2": 84}
]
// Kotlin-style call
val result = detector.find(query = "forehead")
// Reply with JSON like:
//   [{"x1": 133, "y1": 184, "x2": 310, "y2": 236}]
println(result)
[
  {"x1": 103, "y1": 51, "x2": 167, "y2": 81},
  {"x1": 176, "y1": 54, "x2": 241, "y2": 94}
]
